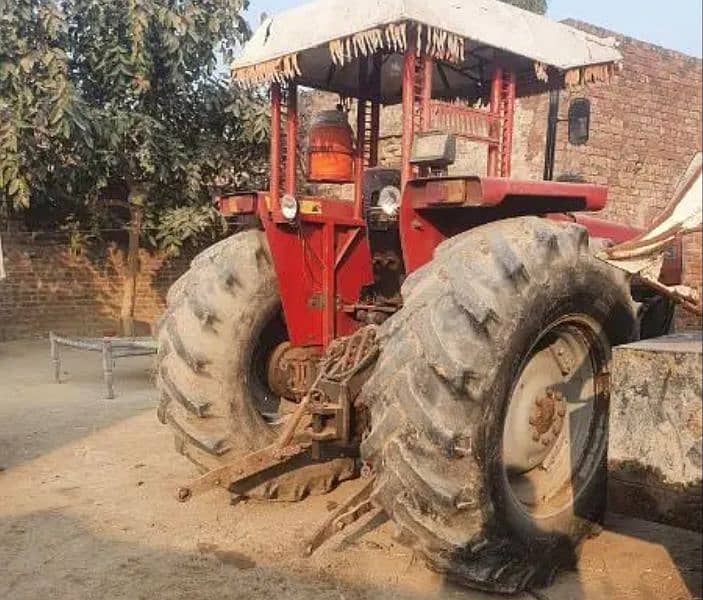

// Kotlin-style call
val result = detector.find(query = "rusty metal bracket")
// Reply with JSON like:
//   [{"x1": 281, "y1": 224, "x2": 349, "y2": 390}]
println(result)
[
  {"x1": 308, "y1": 326, "x2": 379, "y2": 457},
  {"x1": 176, "y1": 442, "x2": 310, "y2": 502},
  {"x1": 177, "y1": 384, "x2": 315, "y2": 501},
  {"x1": 302, "y1": 475, "x2": 377, "y2": 556}
]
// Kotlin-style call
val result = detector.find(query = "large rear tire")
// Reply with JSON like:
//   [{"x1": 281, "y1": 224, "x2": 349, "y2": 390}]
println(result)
[
  {"x1": 360, "y1": 217, "x2": 638, "y2": 593},
  {"x1": 156, "y1": 230, "x2": 354, "y2": 500}
]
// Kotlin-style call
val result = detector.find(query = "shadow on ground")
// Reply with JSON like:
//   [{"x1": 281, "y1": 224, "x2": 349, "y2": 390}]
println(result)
[{"x1": 0, "y1": 509, "x2": 445, "y2": 600}]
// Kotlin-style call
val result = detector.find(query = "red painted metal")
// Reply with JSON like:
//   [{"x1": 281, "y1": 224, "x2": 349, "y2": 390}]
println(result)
[
  {"x1": 369, "y1": 101, "x2": 380, "y2": 166},
  {"x1": 321, "y1": 220, "x2": 335, "y2": 345},
  {"x1": 398, "y1": 200, "x2": 447, "y2": 273},
  {"x1": 420, "y1": 53, "x2": 433, "y2": 131},
  {"x1": 354, "y1": 97, "x2": 366, "y2": 220},
  {"x1": 501, "y1": 70, "x2": 516, "y2": 178},
  {"x1": 255, "y1": 43, "x2": 657, "y2": 354},
  {"x1": 258, "y1": 194, "x2": 374, "y2": 348},
  {"x1": 547, "y1": 213, "x2": 641, "y2": 243},
  {"x1": 407, "y1": 176, "x2": 608, "y2": 210},
  {"x1": 400, "y1": 37, "x2": 416, "y2": 190},
  {"x1": 285, "y1": 82, "x2": 298, "y2": 195},
  {"x1": 399, "y1": 175, "x2": 613, "y2": 272},
  {"x1": 487, "y1": 67, "x2": 502, "y2": 177},
  {"x1": 270, "y1": 84, "x2": 282, "y2": 212},
  {"x1": 429, "y1": 101, "x2": 498, "y2": 143},
  {"x1": 368, "y1": 53, "x2": 382, "y2": 167},
  {"x1": 354, "y1": 57, "x2": 369, "y2": 218},
  {"x1": 216, "y1": 193, "x2": 257, "y2": 215},
  {"x1": 547, "y1": 212, "x2": 681, "y2": 284}
]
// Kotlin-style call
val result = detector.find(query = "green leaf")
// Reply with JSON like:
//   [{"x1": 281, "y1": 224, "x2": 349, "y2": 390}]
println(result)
[
  {"x1": 49, "y1": 106, "x2": 64, "y2": 125},
  {"x1": 7, "y1": 178, "x2": 20, "y2": 196},
  {"x1": 19, "y1": 54, "x2": 35, "y2": 72},
  {"x1": 3, "y1": 0, "x2": 269, "y2": 236}
]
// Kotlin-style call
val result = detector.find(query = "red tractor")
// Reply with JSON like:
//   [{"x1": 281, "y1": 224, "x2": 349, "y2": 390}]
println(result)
[{"x1": 156, "y1": 0, "x2": 681, "y2": 592}]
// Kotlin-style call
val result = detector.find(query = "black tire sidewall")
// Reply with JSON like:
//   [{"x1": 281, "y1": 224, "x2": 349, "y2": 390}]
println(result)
[
  {"x1": 482, "y1": 261, "x2": 636, "y2": 548},
  {"x1": 229, "y1": 293, "x2": 286, "y2": 419}
]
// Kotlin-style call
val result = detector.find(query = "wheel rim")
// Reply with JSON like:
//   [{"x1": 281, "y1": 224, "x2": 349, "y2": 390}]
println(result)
[{"x1": 501, "y1": 314, "x2": 610, "y2": 525}]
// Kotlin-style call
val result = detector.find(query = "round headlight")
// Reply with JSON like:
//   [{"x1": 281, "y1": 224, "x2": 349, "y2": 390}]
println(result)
[
  {"x1": 378, "y1": 186, "x2": 401, "y2": 216},
  {"x1": 280, "y1": 194, "x2": 298, "y2": 221}
]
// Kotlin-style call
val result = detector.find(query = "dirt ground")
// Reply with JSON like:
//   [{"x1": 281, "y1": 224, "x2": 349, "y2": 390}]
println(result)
[{"x1": 0, "y1": 339, "x2": 701, "y2": 600}]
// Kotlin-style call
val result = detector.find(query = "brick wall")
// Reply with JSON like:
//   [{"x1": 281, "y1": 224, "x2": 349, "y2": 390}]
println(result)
[{"x1": 0, "y1": 233, "x2": 191, "y2": 341}]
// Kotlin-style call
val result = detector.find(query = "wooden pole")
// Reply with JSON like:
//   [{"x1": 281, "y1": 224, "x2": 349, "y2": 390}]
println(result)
[{"x1": 120, "y1": 185, "x2": 144, "y2": 337}]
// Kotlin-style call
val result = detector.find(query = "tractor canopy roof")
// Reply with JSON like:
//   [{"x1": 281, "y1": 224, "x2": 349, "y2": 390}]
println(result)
[{"x1": 232, "y1": 0, "x2": 622, "y2": 101}]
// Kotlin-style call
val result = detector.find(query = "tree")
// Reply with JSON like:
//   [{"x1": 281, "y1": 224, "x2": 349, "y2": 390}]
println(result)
[
  {"x1": 61, "y1": 0, "x2": 270, "y2": 335},
  {"x1": 501, "y1": 0, "x2": 548, "y2": 14},
  {"x1": 1, "y1": 0, "x2": 269, "y2": 335},
  {"x1": 0, "y1": 1, "x2": 79, "y2": 212}
]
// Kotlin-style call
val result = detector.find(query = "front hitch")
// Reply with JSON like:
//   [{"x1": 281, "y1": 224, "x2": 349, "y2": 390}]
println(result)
[{"x1": 176, "y1": 326, "x2": 380, "y2": 503}]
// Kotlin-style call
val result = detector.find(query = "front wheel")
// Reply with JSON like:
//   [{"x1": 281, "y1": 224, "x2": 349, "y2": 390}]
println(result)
[
  {"x1": 360, "y1": 217, "x2": 638, "y2": 593},
  {"x1": 156, "y1": 229, "x2": 354, "y2": 500}
]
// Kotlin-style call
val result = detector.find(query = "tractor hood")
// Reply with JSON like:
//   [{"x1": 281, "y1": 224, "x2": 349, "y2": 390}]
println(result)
[{"x1": 232, "y1": 0, "x2": 622, "y2": 94}]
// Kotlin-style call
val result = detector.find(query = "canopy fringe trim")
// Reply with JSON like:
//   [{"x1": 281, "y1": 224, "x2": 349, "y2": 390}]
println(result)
[
  {"x1": 232, "y1": 53, "x2": 301, "y2": 87},
  {"x1": 417, "y1": 24, "x2": 465, "y2": 64},
  {"x1": 565, "y1": 61, "x2": 621, "y2": 87},
  {"x1": 232, "y1": 21, "x2": 469, "y2": 86},
  {"x1": 329, "y1": 22, "x2": 408, "y2": 66}
]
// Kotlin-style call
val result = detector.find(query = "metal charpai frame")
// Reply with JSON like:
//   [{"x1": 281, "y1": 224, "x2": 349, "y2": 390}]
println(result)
[{"x1": 49, "y1": 332, "x2": 157, "y2": 399}]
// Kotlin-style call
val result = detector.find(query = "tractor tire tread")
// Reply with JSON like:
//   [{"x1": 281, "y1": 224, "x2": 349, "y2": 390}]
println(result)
[{"x1": 360, "y1": 217, "x2": 637, "y2": 594}]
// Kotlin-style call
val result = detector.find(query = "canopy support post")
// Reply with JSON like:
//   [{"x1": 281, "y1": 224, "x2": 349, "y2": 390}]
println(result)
[
  {"x1": 369, "y1": 102, "x2": 380, "y2": 167},
  {"x1": 501, "y1": 70, "x2": 516, "y2": 178},
  {"x1": 488, "y1": 67, "x2": 502, "y2": 177},
  {"x1": 369, "y1": 54, "x2": 382, "y2": 168},
  {"x1": 401, "y1": 33, "x2": 417, "y2": 190},
  {"x1": 420, "y1": 53, "x2": 433, "y2": 132},
  {"x1": 354, "y1": 59, "x2": 369, "y2": 220},
  {"x1": 285, "y1": 82, "x2": 298, "y2": 195},
  {"x1": 270, "y1": 83, "x2": 282, "y2": 211},
  {"x1": 354, "y1": 98, "x2": 366, "y2": 219}
]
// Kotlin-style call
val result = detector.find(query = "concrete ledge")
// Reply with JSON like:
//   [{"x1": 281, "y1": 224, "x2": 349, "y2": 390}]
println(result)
[{"x1": 608, "y1": 332, "x2": 702, "y2": 531}]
